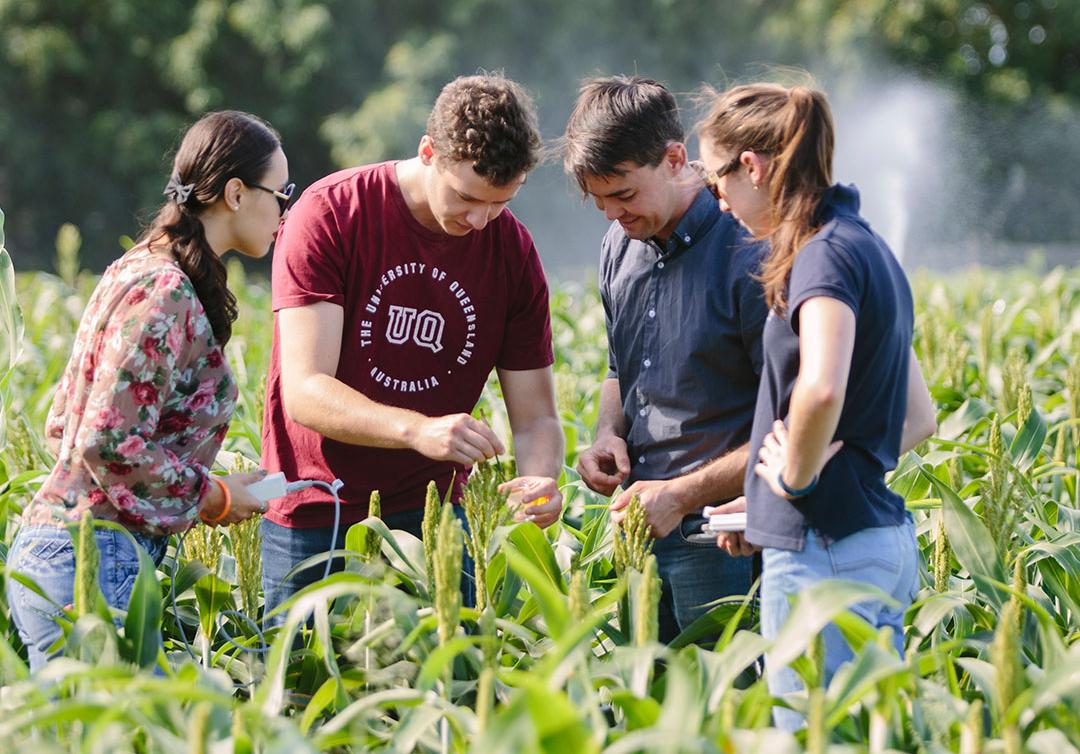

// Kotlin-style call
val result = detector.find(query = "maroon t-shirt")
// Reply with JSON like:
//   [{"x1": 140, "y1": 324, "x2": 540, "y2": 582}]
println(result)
[{"x1": 262, "y1": 161, "x2": 554, "y2": 527}]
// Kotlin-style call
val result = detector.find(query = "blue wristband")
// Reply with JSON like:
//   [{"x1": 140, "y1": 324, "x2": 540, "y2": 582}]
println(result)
[{"x1": 778, "y1": 471, "x2": 818, "y2": 498}]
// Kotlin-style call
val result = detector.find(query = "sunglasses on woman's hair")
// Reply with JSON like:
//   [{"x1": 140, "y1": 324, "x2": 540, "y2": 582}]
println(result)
[{"x1": 246, "y1": 181, "x2": 296, "y2": 216}]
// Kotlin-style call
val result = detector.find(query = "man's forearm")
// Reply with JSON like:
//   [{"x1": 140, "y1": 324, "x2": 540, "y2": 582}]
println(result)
[
  {"x1": 668, "y1": 443, "x2": 750, "y2": 513},
  {"x1": 595, "y1": 378, "x2": 627, "y2": 440},
  {"x1": 286, "y1": 372, "x2": 423, "y2": 449},
  {"x1": 512, "y1": 415, "x2": 565, "y2": 479}
]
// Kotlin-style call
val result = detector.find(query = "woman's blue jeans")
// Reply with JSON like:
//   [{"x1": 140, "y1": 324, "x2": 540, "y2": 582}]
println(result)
[
  {"x1": 6, "y1": 524, "x2": 167, "y2": 672},
  {"x1": 760, "y1": 520, "x2": 919, "y2": 731}
]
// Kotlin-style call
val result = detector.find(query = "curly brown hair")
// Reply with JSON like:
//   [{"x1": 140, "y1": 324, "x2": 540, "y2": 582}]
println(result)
[{"x1": 426, "y1": 74, "x2": 542, "y2": 186}]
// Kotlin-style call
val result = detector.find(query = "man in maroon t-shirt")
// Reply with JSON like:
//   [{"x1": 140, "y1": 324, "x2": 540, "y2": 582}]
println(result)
[{"x1": 260, "y1": 74, "x2": 565, "y2": 614}]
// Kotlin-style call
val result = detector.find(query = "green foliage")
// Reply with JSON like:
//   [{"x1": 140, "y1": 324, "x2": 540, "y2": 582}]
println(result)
[{"x1": 4, "y1": 260, "x2": 1080, "y2": 750}]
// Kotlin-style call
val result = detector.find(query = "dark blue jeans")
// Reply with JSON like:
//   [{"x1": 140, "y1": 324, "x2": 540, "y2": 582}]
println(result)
[
  {"x1": 652, "y1": 513, "x2": 754, "y2": 644},
  {"x1": 260, "y1": 504, "x2": 474, "y2": 627},
  {"x1": 6, "y1": 524, "x2": 168, "y2": 672}
]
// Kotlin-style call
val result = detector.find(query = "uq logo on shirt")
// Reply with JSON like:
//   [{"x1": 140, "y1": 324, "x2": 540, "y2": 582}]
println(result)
[
  {"x1": 359, "y1": 262, "x2": 479, "y2": 393},
  {"x1": 385, "y1": 305, "x2": 445, "y2": 353}
]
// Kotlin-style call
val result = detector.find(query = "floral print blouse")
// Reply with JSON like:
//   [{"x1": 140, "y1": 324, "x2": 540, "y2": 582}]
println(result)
[{"x1": 24, "y1": 248, "x2": 237, "y2": 536}]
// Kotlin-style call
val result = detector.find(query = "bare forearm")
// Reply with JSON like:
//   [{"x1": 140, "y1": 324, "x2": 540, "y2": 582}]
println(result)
[
  {"x1": 783, "y1": 378, "x2": 844, "y2": 488},
  {"x1": 669, "y1": 443, "x2": 750, "y2": 513},
  {"x1": 285, "y1": 373, "x2": 424, "y2": 449},
  {"x1": 512, "y1": 415, "x2": 565, "y2": 479},
  {"x1": 595, "y1": 378, "x2": 626, "y2": 440}
]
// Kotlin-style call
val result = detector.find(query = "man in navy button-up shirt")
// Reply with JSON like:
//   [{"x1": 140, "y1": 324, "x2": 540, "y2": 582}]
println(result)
[{"x1": 562, "y1": 76, "x2": 769, "y2": 642}]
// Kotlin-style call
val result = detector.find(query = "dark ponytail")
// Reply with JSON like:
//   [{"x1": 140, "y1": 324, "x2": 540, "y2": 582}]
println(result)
[
  {"x1": 141, "y1": 111, "x2": 280, "y2": 345},
  {"x1": 697, "y1": 82, "x2": 835, "y2": 314}
]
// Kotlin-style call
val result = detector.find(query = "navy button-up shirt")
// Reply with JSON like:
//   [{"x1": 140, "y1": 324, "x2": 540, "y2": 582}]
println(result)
[{"x1": 600, "y1": 188, "x2": 769, "y2": 496}]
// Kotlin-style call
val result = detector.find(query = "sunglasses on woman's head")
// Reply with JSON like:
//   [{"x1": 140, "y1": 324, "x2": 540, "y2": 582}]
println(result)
[{"x1": 246, "y1": 181, "x2": 295, "y2": 216}]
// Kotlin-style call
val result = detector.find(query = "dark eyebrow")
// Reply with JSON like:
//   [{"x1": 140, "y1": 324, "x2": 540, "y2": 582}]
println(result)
[{"x1": 595, "y1": 187, "x2": 635, "y2": 200}]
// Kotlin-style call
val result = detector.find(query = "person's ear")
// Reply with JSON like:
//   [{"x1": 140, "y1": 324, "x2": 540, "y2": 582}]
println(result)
[
  {"x1": 418, "y1": 135, "x2": 436, "y2": 166},
  {"x1": 223, "y1": 177, "x2": 244, "y2": 211},
  {"x1": 665, "y1": 142, "x2": 688, "y2": 173},
  {"x1": 745, "y1": 151, "x2": 769, "y2": 188}
]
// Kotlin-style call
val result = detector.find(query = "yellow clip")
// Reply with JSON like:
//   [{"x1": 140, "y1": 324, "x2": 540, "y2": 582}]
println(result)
[{"x1": 525, "y1": 495, "x2": 550, "y2": 510}]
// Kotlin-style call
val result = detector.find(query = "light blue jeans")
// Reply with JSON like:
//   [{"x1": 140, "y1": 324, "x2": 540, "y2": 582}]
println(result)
[
  {"x1": 6, "y1": 524, "x2": 167, "y2": 672},
  {"x1": 760, "y1": 520, "x2": 919, "y2": 731}
]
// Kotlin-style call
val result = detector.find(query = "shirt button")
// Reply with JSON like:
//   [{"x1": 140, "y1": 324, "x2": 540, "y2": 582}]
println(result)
[
  {"x1": 643, "y1": 358, "x2": 652, "y2": 368},
  {"x1": 657, "y1": 261, "x2": 665, "y2": 269},
  {"x1": 639, "y1": 407, "x2": 647, "y2": 416},
  {"x1": 648, "y1": 309, "x2": 656, "y2": 318},
  {"x1": 683, "y1": 235, "x2": 691, "y2": 243},
  {"x1": 638, "y1": 455, "x2": 646, "y2": 464}
]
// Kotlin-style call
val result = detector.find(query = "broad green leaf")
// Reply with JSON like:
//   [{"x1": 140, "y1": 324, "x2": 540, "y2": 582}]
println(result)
[
  {"x1": 193, "y1": 573, "x2": 235, "y2": 642},
  {"x1": 938, "y1": 398, "x2": 992, "y2": 440},
  {"x1": 608, "y1": 690, "x2": 660, "y2": 730},
  {"x1": 503, "y1": 543, "x2": 570, "y2": 638},
  {"x1": 506, "y1": 522, "x2": 566, "y2": 595},
  {"x1": 921, "y1": 467, "x2": 1006, "y2": 607},
  {"x1": 1010, "y1": 406, "x2": 1048, "y2": 471},
  {"x1": 122, "y1": 545, "x2": 163, "y2": 668}
]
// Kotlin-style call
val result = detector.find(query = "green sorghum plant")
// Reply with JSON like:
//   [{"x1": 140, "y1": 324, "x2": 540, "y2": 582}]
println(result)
[
  {"x1": 1001, "y1": 347, "x2": 1026, "y2": 414},
  {"x1": 480, "y1": 605, "x2": 498, "y2": 671},
  {"x1": 989, "y1": 594, "x2": 1022, "y2": 735},
  {"x1": 188, "y1": 702, "x2": 211, "y2": 754},
  {"x1": 434, "y1": 502, "x2": 462, "y2": 645},
  {"x1": 960, "y1": 699, "x2": 985, "y2": 754},
  {"x1": 422, "y1": 480, "x2": 440, "y2": 592},
  {"x1": 920, "y1": 314, "x2": 940, "y2": 383},
  {"x1": 462, "y1": 461, "x2": 508, "y2": 611},
  {"x1": 1067, "y1": 357, "x2": 1080, "y2": 446},
  {"x1": 633, "y1": 554, "x2": 660, "y2": 647},
  {"x1": 1016, "y1": 383, "x2": 1033, "y2": 427},
  {"x1": 982, "y1": 417, "x2": 1022, "y2": 562},
  {"x1": 806, "y1": 630, "x2": 826, "y2": 689},
  {"x1": 364, "y1": 490, "x2": 382, "y2": 562},
  {"x1": 73, "y1": 511, "x2": 98, "y2": 618},
  {"x1": 934, "y1": 515, "x2": 951, "y2": 593},
  {"x1": 232, "y1": 515, "x2": 262, "y2": 618},
  {"x1": 186, "y1": 521, "x2": 224, "y2": 575},
  {"x1": 805, "y1": 685, "x2": 827, "y2": 754},
  {"x1": 612, "y1": 495, "x2": 652, "y2": 576},
  {"x1": 54, "y1": 223, "x2": 81, "y2": 290},
  {"x1": 568, "y1": 569, "x2": 589, "y2": 622},
  {"x1": 943, "y1": 328, "x2": 969, "y2": 389},
  {"x1": 979, "y1": 305, "x2": 995, "y2": 389}
]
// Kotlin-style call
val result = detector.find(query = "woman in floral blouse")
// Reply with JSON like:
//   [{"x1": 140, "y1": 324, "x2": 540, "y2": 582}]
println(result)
[{"x1": 7, "y1": 110, "x2": 293, "y2": 671}]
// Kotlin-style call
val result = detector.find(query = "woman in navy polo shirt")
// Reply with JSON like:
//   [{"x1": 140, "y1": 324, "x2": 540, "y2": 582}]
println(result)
[{"x1": 696, "y1": 82, "x2": 936, "y2": 730}]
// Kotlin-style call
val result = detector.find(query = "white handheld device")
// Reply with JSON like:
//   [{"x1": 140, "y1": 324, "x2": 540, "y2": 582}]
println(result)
[
  {"x1": 703, "y1": 512, "x2": 747, "y2": 533},
  {"x1": 245, "y1": 471, "x2": 288, "y2": 503}
]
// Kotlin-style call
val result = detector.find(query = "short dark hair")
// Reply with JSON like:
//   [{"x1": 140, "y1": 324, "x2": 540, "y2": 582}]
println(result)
[
  {"x1": 427, "y1": 74, "x2": 542, "y2": 186},
  {"x1": 561, "y1": 75, "x2": 684, "y2": 192}
]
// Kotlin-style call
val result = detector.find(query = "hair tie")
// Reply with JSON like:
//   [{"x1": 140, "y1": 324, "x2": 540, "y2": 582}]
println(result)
[{"x1": 163, "y1": 173, "x2": 195, "y2": 206}]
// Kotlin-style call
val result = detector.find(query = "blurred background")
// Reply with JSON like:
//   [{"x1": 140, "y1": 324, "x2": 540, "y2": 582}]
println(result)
[{"x1": 1, "y1": 0, "x2": 1077, "y2": 281}]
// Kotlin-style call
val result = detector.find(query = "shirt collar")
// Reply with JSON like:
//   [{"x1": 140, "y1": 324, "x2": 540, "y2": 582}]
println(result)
[
  {"x1": 813, "y1": 183, "x2": 861, "y2": 225},
  {"x1": 650, "y1": 187, "x2": 721, "y2": 257}
]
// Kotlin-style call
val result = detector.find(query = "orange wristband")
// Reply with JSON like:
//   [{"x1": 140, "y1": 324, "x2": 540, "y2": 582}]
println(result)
[{"x1": 200, "y1": 476, "x2": 231, "y2": 525}]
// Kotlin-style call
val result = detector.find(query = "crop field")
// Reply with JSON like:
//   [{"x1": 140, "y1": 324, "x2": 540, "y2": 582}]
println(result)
[{"x1": 2, "y1": 215, "x2": 1080, "y2": 752}]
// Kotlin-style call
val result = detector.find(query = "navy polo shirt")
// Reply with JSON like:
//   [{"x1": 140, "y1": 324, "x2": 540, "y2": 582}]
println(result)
[
  {"x1": 745, "y1": 183, "x2": 914, "y2": 550},
  {"x1": 600, "y1": 187, "x2": 768, "y2": 494}
]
